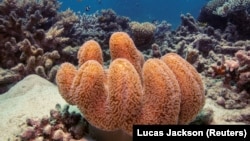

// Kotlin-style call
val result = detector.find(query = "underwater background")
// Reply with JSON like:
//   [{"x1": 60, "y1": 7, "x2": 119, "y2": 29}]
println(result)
[
  {"x1": 0, "y1": 0, "x2": 250, "y2": 141},
  {"x1": 59, "y1": 0, "x2": 208, "y2": 29}
]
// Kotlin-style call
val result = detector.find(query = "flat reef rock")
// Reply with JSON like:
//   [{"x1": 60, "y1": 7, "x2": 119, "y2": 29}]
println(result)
[{"x1": 0, "y1": 74, "x2": 73, "y2": 141}]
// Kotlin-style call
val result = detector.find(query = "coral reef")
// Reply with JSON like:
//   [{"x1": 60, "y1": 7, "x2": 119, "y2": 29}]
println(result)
[
  {"x1": 0, "y1": 0, "x2": 79, "y2": 92},
  {"x1": 0, "y1": 65, "x2": 24, "y2": 93},
  {"x1": 1, "y1": 2, "x2": 250, "y2": 140},
  {"x1": 97, "y1": 9, "x2": 130, "y2": 32},
  {"x1": 198, "y1": 0, "x2": 250, "y2": 39},
  {"x1": 0, "y1": 0, "x2": 70, "y2": 68},
  {"x1": 209, "y1": 50, "x2": 250, "y2": 93},
  {"x1": 151, "y1": 43, "x2": 162, "y2": 58},
  {"x1": 129, "y1": 21, "x2": 156, "y2": 48},
  {"x1": 71, "y1": 9, "x2": 131, "y2": 49},
  {"x1": 56, "y1": 32, "x2": 205, "y2": 137},
  {"x1": 209, "y1": 0, "x2": 250, "y2": 17},
  {"x1": 139, "y1": 11, "x2": 250, "y2": 110},
  {"x1": 0, "y1": 1, "x2": 132, "y2": 93},
  {"x1": 149, "y1": 13, "x2": 248, "y2": 82},
  {"x1": 19, "y1": 104, "x2": 91, "y2": 141}
]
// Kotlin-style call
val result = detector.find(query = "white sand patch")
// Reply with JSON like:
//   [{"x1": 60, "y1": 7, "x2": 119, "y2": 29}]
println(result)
[{"x1": 0, "y1": 74, "x2": 69, "y2": 141}]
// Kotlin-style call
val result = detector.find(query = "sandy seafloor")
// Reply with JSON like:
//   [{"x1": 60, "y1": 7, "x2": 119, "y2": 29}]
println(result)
[
  {"x1": 0, "y1": 75, "x2": 80, "y2": 141},
  {"x1": 0, "y1": 74, "x2": 249, "y2": 141}
]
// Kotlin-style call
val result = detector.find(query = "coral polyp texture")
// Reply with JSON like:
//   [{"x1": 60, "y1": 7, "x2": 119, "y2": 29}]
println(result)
[
  {"x1": 56, "y1": 32, "x2": 205, "y2": 136},
  {"x1": 56, "y1": 63, "x2": 77, "y2": 105},
  {"x1": 109, "y1": 32, "x2": 145, "y2": 79},
  {"x1": 140, "y1": 58, "x2": 181, "y2": 125},
  {"x1": 77, "y1": 40, "x2": 104, "y2": 66},
  {"x1": 161, "y1": 53, "x2": 205, "y2": 124}
]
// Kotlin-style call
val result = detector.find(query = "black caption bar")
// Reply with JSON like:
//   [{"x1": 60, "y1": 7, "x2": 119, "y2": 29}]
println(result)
[{"x1": 133, "y1": 125, "x2": 250, "y2": 141}]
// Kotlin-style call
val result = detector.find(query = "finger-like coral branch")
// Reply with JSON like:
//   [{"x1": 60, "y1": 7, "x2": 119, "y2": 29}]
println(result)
[{"x1": 56, "y1": 32, "x2": 205, "y2": 137}]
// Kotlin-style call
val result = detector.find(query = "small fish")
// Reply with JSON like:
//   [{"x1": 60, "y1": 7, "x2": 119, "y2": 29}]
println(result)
[
  {"x1": 98, "y1": 0, "x2": 102, "y2": 4},
  {"x1": 85, "y1": 5, "x2": 91, "y2": 12}
]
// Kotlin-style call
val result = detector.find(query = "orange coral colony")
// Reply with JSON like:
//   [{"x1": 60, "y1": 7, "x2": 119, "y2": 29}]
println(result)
[
  {"x1": 77, "y1": 40, "x2": 103, "y2": 66},
  {"x1": 109, "y1": 32, "x2": 144, "y2": 78},
  {"x1": 56, "y1": 32, "x2": 205, "y2": 136}
]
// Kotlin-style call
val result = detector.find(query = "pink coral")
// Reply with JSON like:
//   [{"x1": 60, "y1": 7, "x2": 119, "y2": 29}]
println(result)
[
  {"x1": 211, "y1": 50, "x2": 250, "y2": 92},
  {"x1": 224, "y1": 59, "x2": 239, "y2": 72}
]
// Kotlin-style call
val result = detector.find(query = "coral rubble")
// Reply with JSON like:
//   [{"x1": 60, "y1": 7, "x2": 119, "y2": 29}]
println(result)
[{"x1": 19, "y1": 104, "x2": 91, "y2": 141}]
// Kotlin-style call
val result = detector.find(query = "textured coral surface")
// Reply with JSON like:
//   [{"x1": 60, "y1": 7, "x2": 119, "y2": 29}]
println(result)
[
  {"x1": 56, "y1": 32, "x2": 205, "y2": 136},
  {"x1": 1, "y1": 0, "x2": 250, "y2": 140}
]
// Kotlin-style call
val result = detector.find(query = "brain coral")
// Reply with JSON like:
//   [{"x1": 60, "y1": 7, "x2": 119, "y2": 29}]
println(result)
[
  {"x1": 56, "y1": 32, "x2": 205, "y2": 136},
  {"x1": 109, "y1": 32, "x2": 144, "y2": 80},
  {"x1": 129, "y1": 21, "x2": 156, "y2": 47},
  {"x1": 77, "y1": 40, "x2": 104, "y2": 66}
]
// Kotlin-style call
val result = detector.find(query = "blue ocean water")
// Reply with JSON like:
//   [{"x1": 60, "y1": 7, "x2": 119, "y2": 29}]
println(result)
[{"x1": 58, "y1": 0, "x2": 208, "y2": 29}]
